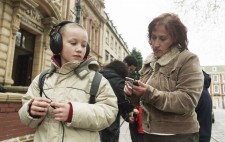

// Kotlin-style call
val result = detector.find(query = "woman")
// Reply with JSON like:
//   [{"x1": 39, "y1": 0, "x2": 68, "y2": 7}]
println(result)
[{"x1": 124, "y1": 13, "x2": 204, "y2": 142}]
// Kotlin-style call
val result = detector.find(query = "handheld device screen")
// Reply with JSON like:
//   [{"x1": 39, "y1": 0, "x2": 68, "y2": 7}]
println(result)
[{"x1": 125, "y1": 77, "x2": 139, "y2": 86}]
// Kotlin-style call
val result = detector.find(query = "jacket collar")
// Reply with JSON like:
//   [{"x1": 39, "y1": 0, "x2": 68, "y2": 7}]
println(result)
[
  {"x1": 75, "y1": 57, "x2": 99, "y2": 79},
  {"x1": 144, "y1": 46, "x2": 181, "y2": 67},
  {"x1": 51, "y1": 55, "x2": 99, "y2": 79}
]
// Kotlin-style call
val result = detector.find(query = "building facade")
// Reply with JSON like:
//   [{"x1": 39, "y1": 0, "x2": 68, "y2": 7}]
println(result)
[
  {"x1": 0, "y1": 0, "x2": 130, "y2": 141},
  {"x1": 102, "y1": 12, "x2": 129, "y2": 64},
  {"x1": 0, "y1": 0, "x2": 129, "y2": 87},
  {"x1": 202, "y1": 65, "x2": 225, "y2": 109}
]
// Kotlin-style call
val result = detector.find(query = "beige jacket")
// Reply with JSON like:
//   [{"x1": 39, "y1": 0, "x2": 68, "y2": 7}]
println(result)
[
  {"x1": 135, "y1": 47, "x2": 203, "y2": 134},
  {"x1": 19, "y1": 57, "x2": 118, "y2": 142}
]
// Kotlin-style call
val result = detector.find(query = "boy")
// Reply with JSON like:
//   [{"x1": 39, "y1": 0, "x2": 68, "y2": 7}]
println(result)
[{"x1": 18, "y1": 21, "x2": 118, "y2": 142}]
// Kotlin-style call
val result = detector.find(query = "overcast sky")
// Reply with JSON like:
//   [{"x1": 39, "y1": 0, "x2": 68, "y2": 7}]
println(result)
[{"x1": 104, "y1": 0, "x2": 225, "y2": 66}]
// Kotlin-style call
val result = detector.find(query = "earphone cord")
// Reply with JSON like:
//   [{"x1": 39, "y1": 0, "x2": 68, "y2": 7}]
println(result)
[
  {"x1": 41, "y1": 85, "x2": 64, "y2": 142},
  {"x1": 115, "y1": 114, "x2": 130, "y2": 134},
  {"x1": 40, "y1": 70, "x2": 74, "y2": 142}
]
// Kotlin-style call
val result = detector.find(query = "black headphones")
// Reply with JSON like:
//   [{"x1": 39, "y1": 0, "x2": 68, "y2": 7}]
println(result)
[{"x1": 49, "y1": 21, "x2": 90, "y2": 59}]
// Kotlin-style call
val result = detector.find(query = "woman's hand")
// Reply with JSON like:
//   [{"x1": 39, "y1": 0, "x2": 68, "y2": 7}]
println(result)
[
  {"x1": 30, "y1": 97, "x2": 51, "y2": 117},
  {"x1": 51, "y1": 102, "x2": 70, "y2": 122},
  {"x1": 124, "y1": 80, "x2": 148, "y2": 96}
]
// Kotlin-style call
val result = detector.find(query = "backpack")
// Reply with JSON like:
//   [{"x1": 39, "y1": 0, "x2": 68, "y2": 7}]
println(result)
[{"x1": 38, "y1": 69, "x2": 102, "y2": 104}]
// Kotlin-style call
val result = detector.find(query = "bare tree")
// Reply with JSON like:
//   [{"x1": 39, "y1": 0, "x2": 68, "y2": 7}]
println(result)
[{"x1": 172, "y1": 0, "x2": 225, "y2": 28}]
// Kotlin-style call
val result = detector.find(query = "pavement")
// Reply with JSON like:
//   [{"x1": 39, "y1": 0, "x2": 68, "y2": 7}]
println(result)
[
  {"x1": 210, "y1": 109, "x2": 225, "y2": 142},
  {"x1": 119, "y1": 109, "x2": 225, "y2": 142},
  {"x1": 119, "y1": 120, "x2": 132, "y2": 142}
]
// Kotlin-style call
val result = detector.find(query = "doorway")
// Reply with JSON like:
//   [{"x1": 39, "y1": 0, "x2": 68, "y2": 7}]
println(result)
[{"x1": 12, "y1": 29, "x2": 35, "y2": 86}]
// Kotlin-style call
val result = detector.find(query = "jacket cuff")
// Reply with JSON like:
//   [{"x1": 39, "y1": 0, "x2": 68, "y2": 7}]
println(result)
[
  {"x1": 141, "y1": 85, "x2": 155, "y2": 102},
  {"x1": 66, "y1": 102, "x2": 73, "y2": 122}
]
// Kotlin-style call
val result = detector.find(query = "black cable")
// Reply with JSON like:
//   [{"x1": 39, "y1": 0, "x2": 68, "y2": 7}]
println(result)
[
  {"x1": 40, "y1": 69, "x2": 74, "y2": 142},
  {"x1": 115, "y1": 114, "x2": 130, "y2": 134}
]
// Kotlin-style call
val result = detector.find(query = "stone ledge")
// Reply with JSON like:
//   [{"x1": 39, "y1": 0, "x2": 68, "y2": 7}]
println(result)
[
  {"x1": 0, "y1": 92, "x2": 23, "y2": 103},
  {"x1": 4, "y1": 86, "x2": 28, "y2": 93},
  {"x1": 1, "y1": 134, "x2": 34, "y2": 142}
]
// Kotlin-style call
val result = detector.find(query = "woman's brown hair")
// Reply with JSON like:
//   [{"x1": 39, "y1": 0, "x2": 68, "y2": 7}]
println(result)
[{"x1": 148, "y1": 13, "x2": 188, "y2": 51}]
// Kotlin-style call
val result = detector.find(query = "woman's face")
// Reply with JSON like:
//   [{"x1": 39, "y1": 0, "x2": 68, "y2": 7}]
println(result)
[{"x1": 150, "y1": 24, "x2": 173, "y2": 58}]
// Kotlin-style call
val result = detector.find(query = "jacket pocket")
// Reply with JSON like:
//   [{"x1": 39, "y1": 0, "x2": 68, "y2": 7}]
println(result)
[
  {"x1": 158, "y1": 66, "x2": 178, "y2": 91},
  {"x1": 139, "y1": 66, "x2": 153, "y2": 83}
]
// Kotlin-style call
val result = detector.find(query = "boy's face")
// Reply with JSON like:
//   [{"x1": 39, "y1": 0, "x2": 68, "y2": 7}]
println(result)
[{"x1": 60, "y1": 25, "x2": 88, "y2": 65}]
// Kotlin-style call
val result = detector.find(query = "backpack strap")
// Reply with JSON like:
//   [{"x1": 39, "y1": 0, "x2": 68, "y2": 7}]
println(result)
[
  {"x1": 38, "y1": 69, "x2": 50, "y2": 97},
  {"x1": 89, "y1": 72, "x2": 102, "y2": 104},
  {"x1": 38, "y1": 69, "x2": 102, "y2": 104}
]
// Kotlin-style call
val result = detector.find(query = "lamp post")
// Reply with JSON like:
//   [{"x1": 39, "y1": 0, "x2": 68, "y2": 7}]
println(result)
[{"x1": 76, "y1": 0, "x2": 81, "y2": 24}]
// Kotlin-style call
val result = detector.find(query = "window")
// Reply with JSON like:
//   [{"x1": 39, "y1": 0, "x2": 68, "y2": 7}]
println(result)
[
  {"x1": 213, "y1": 75, "x2": 218, "y2": 82},
  {"x1": 118, "y1": 46, "x2": 121, "y2": 59},
  {"x1": 105, "y1": 50, "x2": 109, "y2": 62},
  {"x1": 110, "y1": 36, "x2": 113, "y2": 48},
  {"x1": 222, "y1": 75, "x2": 225, "y2": 82},
  {"x1": 115, "y1": 42, "x2": 117, "y2": 53},
  {"x1": 212, "y1": 67, "x2": 217, "y2": 72},
  {"x1": 13, "y1": 29, "x2": 35, "y2": 86},
  {"x1": 106, "y1": 31, "x2": 109, "y2": 44},
  {"x1": 214, "y1": 85, "x2": 219, "y2": 93}
]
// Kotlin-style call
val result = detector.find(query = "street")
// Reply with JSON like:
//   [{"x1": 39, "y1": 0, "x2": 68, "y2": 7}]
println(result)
[
  {"x1": 211, "y1": 109, "x2": 225, "y2": 142},
  {"x1": 119, "y1": 109, "x2": 225, "y2": 142}
]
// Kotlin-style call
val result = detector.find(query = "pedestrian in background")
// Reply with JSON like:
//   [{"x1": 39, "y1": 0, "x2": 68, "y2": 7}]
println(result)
[
  {"x1": 100, "y1": 60, "x2": 133, "y2": 142},
  {"x1": 196, "y1": 70, "x2": 212, "y2": 142},
  {"x1": 18, "y1": 21, "x2": 118, "y2": 142},
  {"x1": 124, "y1": 13, "x2": 204, "y2": 142},
  {"x1": 123, "y1": 56, "x2": 144, "y2": 142},
  {"x1": 123, "y1": 55, "x2": 138, "y2": 77}
]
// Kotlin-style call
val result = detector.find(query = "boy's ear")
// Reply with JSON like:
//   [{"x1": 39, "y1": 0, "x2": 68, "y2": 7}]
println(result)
[{"x1": 49, "y1": 21, "x2": 73, "y2": 54}]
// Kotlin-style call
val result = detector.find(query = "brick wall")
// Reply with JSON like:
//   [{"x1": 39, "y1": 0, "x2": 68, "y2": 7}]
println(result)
[{"x1": 0, "y1": 93, "x2": 35, "y2": 141}]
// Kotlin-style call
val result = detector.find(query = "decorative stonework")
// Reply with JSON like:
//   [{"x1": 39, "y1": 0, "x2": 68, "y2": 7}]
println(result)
[
  {"x1": 11, "y1": 11, "x2": 21, "y2": 36},
  {"x1": 24, "y1": 8, "x2": 43, "y2": 22}
]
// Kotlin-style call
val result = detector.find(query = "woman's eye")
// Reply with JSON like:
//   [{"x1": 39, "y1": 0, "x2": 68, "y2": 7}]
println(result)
[
  {"x1": 159, "y1": 37, "x2": 166, "y2": 41},
  {"x1": 151, "y1": 35, "x2": 156, "y2": 40},
  {"x1": 159, "y1": 35, "x2": 169, "y2": 41}
]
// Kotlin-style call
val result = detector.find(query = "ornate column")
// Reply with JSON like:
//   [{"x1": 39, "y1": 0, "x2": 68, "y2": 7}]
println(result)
[
  {"x1": 3, "y1": 6, "x2": 22, "y2": 86},
  {"x1": 41, "y1": 17, "x2": 58, "y2": 69}
]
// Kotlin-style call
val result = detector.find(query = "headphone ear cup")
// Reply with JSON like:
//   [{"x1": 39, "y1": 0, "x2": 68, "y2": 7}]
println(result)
[
  {"x1": 49, "y1": 21, "x2": 73, "y2": 54},
  {"x1": 50, "y1": 32, "x2": 63, "y2": 54}
]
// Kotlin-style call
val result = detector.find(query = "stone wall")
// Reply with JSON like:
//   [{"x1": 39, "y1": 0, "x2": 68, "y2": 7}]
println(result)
[{"x1": 0, "y1": 93, "x2": 35, "y2": 141}]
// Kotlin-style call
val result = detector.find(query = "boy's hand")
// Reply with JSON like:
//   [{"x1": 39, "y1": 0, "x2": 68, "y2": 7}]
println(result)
[
  {"x1": 51, "y1": 102, "x2": 70, "y2": 122},
  {"x1": 30, "y1": 97, "x2": 51, "y2": 117}
]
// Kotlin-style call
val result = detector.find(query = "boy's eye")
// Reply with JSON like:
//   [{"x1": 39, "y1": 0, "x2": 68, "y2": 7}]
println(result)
[{"x1": 71, "y1": 42, "x2": 77, "y2": 45}]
